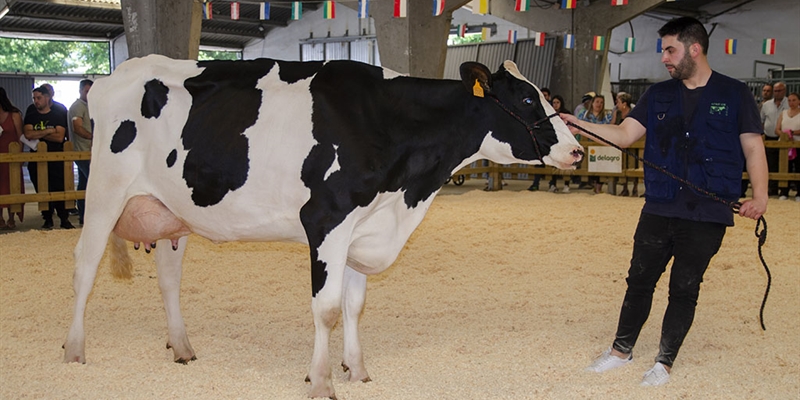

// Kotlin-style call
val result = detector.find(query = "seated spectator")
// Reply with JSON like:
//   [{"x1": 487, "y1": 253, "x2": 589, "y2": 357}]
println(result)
[{"x1": 580, "y1": 94, "x2": 613, "y2": 193}]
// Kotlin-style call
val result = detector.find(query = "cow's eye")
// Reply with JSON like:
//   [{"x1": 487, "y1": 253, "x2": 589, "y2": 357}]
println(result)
[{"x1": 522, "y1": 98, "x2": 534, "y2": 106}]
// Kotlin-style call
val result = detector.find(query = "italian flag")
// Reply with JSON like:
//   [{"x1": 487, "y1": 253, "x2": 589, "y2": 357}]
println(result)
[
  {"x1": 515, "y1": 0, "x2": 529, "y2": 12},
  {"x1": 763, "y1": 38, "x2": 776, "y2": 55},
  {"x1": 592, "y1": 36, "x2": 605, "y2": 51}
]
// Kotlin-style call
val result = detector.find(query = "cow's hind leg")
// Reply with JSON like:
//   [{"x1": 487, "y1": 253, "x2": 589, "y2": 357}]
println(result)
[
  {"x1": 64, "y1": 208, "x2": 124, "y2": 363},
  {"x1": 341, "y1": 266, "x2": 370, "y2": 383},
  {"x1": 155, "y1": 236, "x2": 195, "y2": 363}
]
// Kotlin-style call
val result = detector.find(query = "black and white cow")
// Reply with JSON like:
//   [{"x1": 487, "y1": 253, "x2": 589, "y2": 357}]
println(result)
[{"x1": 63, "y1": 54, "x2": 583, "y2": 399}]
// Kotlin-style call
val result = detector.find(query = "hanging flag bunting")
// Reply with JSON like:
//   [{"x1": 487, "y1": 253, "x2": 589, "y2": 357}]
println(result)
[
  {"x1": 481, "y1": 27, "x2": 490, "y2": 41},
  {"x1": 291, "y1": 1, "x2": 302, "y2": 20},
  {"x1": 515, "y1": 0, "x2": 529, "y2": 12},
  {"x1": 394, "y1": 0, "x2": 407, "y2": 18},
  {"x1": 230, "y1": 2, "x2": 240, "y2": 20},
  {"x1": 323, "y1": 1, "x2": 335, "y2": 19},
  {"x1": 561, "y1": 0, "x2": 576, "y2": 9},
  {"x1": 611, "y1": 0, "x2": 628, "y2": 5},
  {"x1": 724, "y1": 38, "x2": 737, "y2": 54},
  {"x1": 459, "y1": 24, "x2": 467, "y2": 37},
  {"x1": 202, "y1": 1, "x2": 212, "y2": 19},
  {"x1": 358, "y1": 0, "x2": 368, "y2": 19},
  {"x1": 592, "y1": 35, "x2": 605, "y2": 51},
  {"x1": 433, "y1": 0, "x2": 445, "y2": 16},
  {"x1": 763, "y1": 38, "x2": 776, "y2": 55},
  {"x1": 624, "y1": 37, "x2": 635, "y2": 52},
  {"x1": 564, "y1": 33, "x2": 575, "y2": 49},
  {"x1": 472, "y1": 0, "x2": 488, "y2": 15},
  {"x1": 656, "y1": 38, "x2": 662, "y2": 53},
  {"x1": 534, "y1": 31, "x2": 545, "y2": 47},
  {"x1": 508, "y1": 30, "x2": 517, "y2": 44},
  {"x1": 259, "y1": 2, "x2": 270, "y2": 19}
]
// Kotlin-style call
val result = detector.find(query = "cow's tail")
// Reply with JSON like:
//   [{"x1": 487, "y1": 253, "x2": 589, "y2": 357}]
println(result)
[{"x1": 108, "y1": 233, "x2": 134, "y2": 280}]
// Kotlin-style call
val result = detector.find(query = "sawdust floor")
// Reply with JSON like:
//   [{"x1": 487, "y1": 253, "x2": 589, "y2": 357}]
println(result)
[{"x1": 1, "y1": 180, "x2": 798, "y2": 399}]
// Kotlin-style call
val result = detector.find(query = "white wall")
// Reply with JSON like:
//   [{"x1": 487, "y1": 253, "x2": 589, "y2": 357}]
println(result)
[
  {"x1": 608, "y1": 0, "x2": 800, "y2": 81},
  {"x1": 244, "y1": 6, "x2": 374, "y2": 60}
]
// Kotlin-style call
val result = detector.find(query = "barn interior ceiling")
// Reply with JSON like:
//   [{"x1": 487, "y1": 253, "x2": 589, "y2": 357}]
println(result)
[{"x1": 0, "y1": 0, "x2": 745, "y2": 49}]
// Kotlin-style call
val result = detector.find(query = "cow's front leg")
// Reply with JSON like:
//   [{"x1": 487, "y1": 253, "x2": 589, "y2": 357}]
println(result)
[
  {"x1": 341, "y1": 266, "x2": 370, "y2": 383},
  {"x1": 155, "y1": 236, "x2": 195, "y2": 363},
  {"x1": 307, "y1": 248, "x2": 348, "y2": 399}
]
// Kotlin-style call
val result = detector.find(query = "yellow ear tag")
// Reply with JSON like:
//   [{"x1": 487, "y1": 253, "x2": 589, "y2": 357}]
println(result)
[{"x1": 472, "y1": 80, "x2": 484, "y2": 98}]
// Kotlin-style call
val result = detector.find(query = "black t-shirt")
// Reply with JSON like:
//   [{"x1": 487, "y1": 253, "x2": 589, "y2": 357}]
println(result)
[
  {"x1": 626, "y1": 77, "x2": 762, "y2": 226},
  {"x1": 24, "y1": 105, "x2": 69, "y2": 152}
]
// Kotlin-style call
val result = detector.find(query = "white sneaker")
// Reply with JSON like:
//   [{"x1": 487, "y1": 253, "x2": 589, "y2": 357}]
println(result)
[
  {"x1": 548, "y1": 185, "x2": 557, "y2": 193},
  {"x1": 562, "y1": 186, "x2": 570, "y2": 193},
  {"x1": 641, "y1": 362, "x2": 670, "y2": 386},
  {"x1": 779, "y1": 195, "x2": 788, "y2": 200},
  {"x1": 585, "y1": 347, "x2": 632, "y2": 373}
]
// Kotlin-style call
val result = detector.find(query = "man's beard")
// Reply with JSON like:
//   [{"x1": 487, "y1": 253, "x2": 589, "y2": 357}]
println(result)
[{"x1": 669, "y1": 50, "x2": 696, "y2": 80}]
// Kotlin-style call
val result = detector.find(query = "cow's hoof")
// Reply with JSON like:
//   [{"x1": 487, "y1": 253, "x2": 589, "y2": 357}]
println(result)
[{"x1": 174, "y1": 355, "x2": 197, "y2": 364}]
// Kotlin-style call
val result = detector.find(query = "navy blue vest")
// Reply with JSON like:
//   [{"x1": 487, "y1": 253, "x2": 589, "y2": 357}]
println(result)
[{"x1": 643, "y1": 72, "x2": 745, "y2": 203}]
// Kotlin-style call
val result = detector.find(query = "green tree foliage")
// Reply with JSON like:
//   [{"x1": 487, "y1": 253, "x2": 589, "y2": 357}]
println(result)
[
  {"x1": 198, "y1": 50, "x2": 241, "y2": 61},
  {"x1": 449, "y1": 34, "x2": 485, "y2": 46},
  {"x1": 0, "y1": 38, "x2": 110, "y2": 74}
]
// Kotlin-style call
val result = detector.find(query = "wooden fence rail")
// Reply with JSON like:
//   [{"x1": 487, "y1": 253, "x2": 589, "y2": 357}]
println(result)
[
  {"x1": 1, "y1": 139, "x2": 799, "y2": 211},
  {"x1": 456, "y1": 138, "x2": 800, "y2": 193},
  {"x1": 0, "y1": 141, "x2": 90, "y2": 213}
]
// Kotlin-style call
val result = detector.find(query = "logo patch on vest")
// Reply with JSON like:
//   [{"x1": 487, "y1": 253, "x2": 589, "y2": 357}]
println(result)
[{"x1": 709, "y1": 102, "x2": 728, "y2": 116}]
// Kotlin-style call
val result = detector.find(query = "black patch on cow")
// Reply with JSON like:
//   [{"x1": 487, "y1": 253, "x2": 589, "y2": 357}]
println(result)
[
  {"x1": 110, "y1": 120, "x2": 136, "y2": 153},
  {"x1": 141, "y1": 79, "x2": 169, "y2": 119},
  {"x1": 276, "y1": 60, "x2": 324, "y2": 84},
  {"x1": 166, "y1": 149, "x2": 177, "y2": 168},
  {"x1": 299, "y1": 61, "x2": 562, "y2": 297},
  {"x1": 180, "y1": 59, "x2": 278, "y2": 207}
]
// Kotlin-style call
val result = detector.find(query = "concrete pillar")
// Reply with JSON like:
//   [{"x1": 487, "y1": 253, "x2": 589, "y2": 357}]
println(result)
[
  {"x1": 120, "y1": 0, "x2": 202, "y2": 60},
  {"x1": 371, "y1": 0, "x2": 468, "y2": 78},
  {"x1": 490, "y1": 0, "x2": 663, "y2": 108}
]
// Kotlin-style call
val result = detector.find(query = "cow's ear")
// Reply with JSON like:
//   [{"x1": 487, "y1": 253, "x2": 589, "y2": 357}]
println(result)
[{"x1": 460, "y1": 62, "x2": 492, "y2": 98}]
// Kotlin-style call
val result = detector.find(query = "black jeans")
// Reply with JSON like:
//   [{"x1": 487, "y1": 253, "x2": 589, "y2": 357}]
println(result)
[
  {"x1": 612, "y1": 213, "x2": 726, "y2": 368},
  {"x1": 27, "y1": 160, "x2": 69, "y2": 222}
]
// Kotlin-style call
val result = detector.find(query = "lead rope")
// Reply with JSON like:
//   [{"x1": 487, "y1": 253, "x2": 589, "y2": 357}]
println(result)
[{"x1": 563, "y1": 117, "x2": 772, "y2": 331}]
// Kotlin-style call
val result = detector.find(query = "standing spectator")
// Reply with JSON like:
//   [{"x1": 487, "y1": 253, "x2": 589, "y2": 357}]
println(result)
[
  {"x1": 528, "y1": 88, "x2": 553, "y2": 191},
  {"x1": 759, "y1": 83, "x2": 773, "y2": 111},
  {"x1": 573, "y1": 91, "x2": 595, "y2": 118},
  {"x1": 26, "y1": 83, "x2": 68, "y2": 117},
  {"x1": 760, "y1": 81, "x2": 788, "y2": 195},
  {"x1": 0, "y1": 87, "x2": 25, "y2": 229},
  {"x1": 68, "y1": 79, "x2": 93, "y2": 225},
  {"x1": 547, "y1": 95, "x2": 573, "y2": 193},
  {"x1": 613, "y1": 92, "x2": 638, "y2": 196},
  {"x1": 580, "y1": 94, "x2": 613, "y2": 193},
  {"x1": 564, "y1": 17, "x2": 767, "y2": 386},
  {"x1": 23, "y1": 85, "x2": 74, "y2": 229},
  {"x1": 775, "y1": 92, "x2": 800, "y2": 201}
]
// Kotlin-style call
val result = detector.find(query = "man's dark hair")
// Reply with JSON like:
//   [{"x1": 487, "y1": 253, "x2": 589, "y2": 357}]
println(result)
[
  {"x1": 541, "y1": 87, "x2": 551, "y2": 95},
  {"x1": 33, "y1": 86, "x2": 50, "y2": 96},
  {"x1": 79, "y1": 79, "x2": 93, "y2": 90},
  {"x1": 658, "y1": 16, "x2": 709, "y2": 55}
]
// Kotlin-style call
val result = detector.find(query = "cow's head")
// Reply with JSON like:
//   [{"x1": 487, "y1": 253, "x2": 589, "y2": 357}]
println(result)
[{"x1": 460, "y1": 61, "x2": 583, "y2": 169}]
